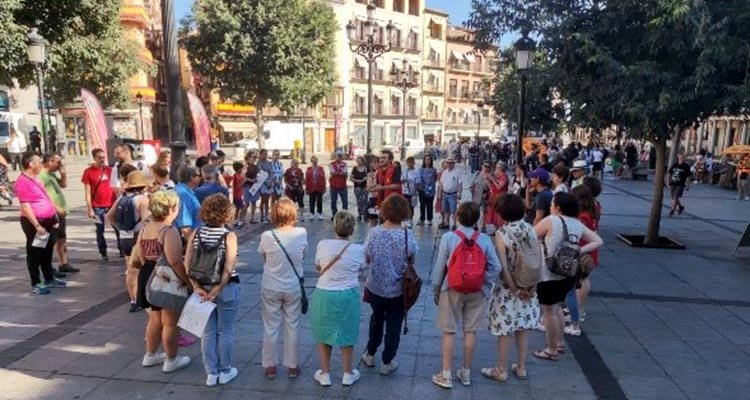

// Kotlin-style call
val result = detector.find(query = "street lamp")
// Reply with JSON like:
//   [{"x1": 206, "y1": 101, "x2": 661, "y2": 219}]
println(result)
[
  {"x1": 27, "y1": 27, "x2": 49, "y2": 153},
  {"x1": 390, "y1": 59, "x2": 419, "y2": 160},
  {"x1": 346, "y1": 1, "x2": 394, "y2": 157},
  {"x1": 514, "y1": 33, "x2": 536, "y2": 167},
  {"x1": 476, "y1": 98, "x2": 485, "y2": 169},
  {"x1": 135, "y1": 91, "x2": 145, "y2": 140}
]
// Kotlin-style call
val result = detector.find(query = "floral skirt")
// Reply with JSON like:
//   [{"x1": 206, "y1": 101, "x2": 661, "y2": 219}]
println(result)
[{"x1": 488, "y1": 284, "x2": 540, "y2": 336}]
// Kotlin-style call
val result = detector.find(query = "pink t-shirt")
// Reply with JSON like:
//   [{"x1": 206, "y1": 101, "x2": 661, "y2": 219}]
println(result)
[{"x1": 14, "y1": 174, "x2": 57, "y2": 219}]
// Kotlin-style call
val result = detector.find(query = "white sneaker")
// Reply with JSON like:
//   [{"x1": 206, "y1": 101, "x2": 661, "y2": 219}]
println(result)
[
  {"x1": 162, "y1": 355, "x2": 191, "y2": 373},
  {"x1": 342, "y1": 369, "x2": 361, "y2": 386},
  {"x1": 142, "y1": 352, "x2": 166, "y2": 367},
  {"x1": 360, "y1": 352, "x2": 375, "y2": 368},
  {"x1": 317, "y1": 214, "x2": 323, "y2": 221},
  {"x1": 432, "y1": 370, "x2": 452, "y2": 389},
  {"x1": 379, "y1": 360, "x2": 398, "y2": 375},
  {"x1": 206, "y1": 374, "x2": 219, "y2": 387},
  {"x1": 456, "y1": 367, "x2": 471, "y2": 386},
  {"x1": 314, "y1": 369, "x2": 332, "y2": 386},
  {"x1": 564, "y1": 325, "x2": 582, "y2": 336},
  {"x1": 219, "y1": 367, "x2": 238, "y2": 384}
]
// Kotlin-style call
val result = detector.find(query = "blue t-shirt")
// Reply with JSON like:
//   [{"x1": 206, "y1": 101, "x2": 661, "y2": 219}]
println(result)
[
  {"x1": 525, "y1": 188, "x2": 553, "y2": 224},
  {"x1": 175, "y1": 183, "x2": 201, "y2": 229},
  {"x1": 194, "y1": 182, "x2": 229, "y2": 202}
]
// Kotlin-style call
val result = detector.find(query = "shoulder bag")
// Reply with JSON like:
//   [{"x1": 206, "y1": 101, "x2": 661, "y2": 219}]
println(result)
[
  {"x1": 146, "y1": 226, "x2": 188, "y2": 311},
  {"x1": 402, "y1": 228, "x2": 422, "y2": 334},
  {"x1": 271, "y1": 230, "x2": 308, "y2": 314},
  {"x1": 318, "y1": 242, "x2": 352, "y2": 277}
]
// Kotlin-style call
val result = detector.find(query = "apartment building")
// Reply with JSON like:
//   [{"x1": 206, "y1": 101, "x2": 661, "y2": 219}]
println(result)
[
  {"x1": 421, "y1": 8, "x2": 448, "y2": 145},
  {"x1": 444, "y1": 26, "x2": 495, "y2": 144}
]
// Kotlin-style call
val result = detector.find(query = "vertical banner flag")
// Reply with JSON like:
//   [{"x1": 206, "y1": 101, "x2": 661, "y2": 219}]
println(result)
[
  {"x1": 80, "y1": 89, "x2": 109, "y2": 164},
  {"x1": 187, "y1": 92, "x2": 211, "y2": 156}
]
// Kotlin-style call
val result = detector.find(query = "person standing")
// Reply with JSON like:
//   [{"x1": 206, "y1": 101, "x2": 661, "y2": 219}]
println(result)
[
  {"x1": 484, "y1": 161, "x2": 509, "y2": 233},
  {"x1": 401, "y1": 157, "x2": 419, "y2": 227},
  {"x1": 40, "y1": 152, "x2": 78, "y2": 275},
  {"x1": 242, "y1": 151, "x2": 261, "y2": 224},
  {"x1": 668, "y1": 154, "x2": 692, "y2": 216},
  {"x1": 174, "y1": 166, "x2": 202, "y2": 240},
  {"x1": 15, "y1": 152, "x2": 66, "y2": 294},
  {"x1": 551, "y1": 165, "x2": 570, "y2": 194},
  {"x1": 361, "y1": 194, "x2": 417, "y2": 375},
  {"x1": 569, "y1": 160, "x2": 588, "y2": 188},
  {"x1": 311, "y1": 211, "x2": 366, "y2": 386},
  {"x1": 438, "y1": 158, "x2": 461, "y2": 230},
  {"x1": 329, "y1": 151, "x2": 349, "y2": 218},
  {"x1": 270, "y1": 150, "x2": 285, "y2": 206},
  {"x1": 284, "y1": 159, "x2": 305, "y2": 220},
  {"x1": 591, "y1": 147, "x2": 604, "y2": 179},
  {"x1": 184, "y1": 194, "x2": 241, "y2": 386},
  {"x1": 525, "y1": 168, "x2": 553, "y2": 226},
  {"x1": 375, "y1": 150, "x2": 402, "y2": 209},
  {"x1": 82, "y1": 149, "x2": 118, "y2": 260},
  {"x1": 430, "y1": 202, "x2": 500, "y2": 389},
  {"x1": 110, "y1": 143, "x2": 146, "y2": 190},
  {"x1": 258, "y1": 198, "x2": 308, "y2": 379},
  {"x1": 0, "y1": 153, "x2": 13, "y2": 205},
  {"x1": 149, "y1": 164, "x2": 175, "y2": 192},
  {"x1": 417, "y1": 155, "x2": 437, "y2": 226},
  {"x1": 230, "y1": 161, "x2": 246, "y2": 227},
  {"x1": 257, "y1": 150, "x2": 274, "y2": 223},
  {"x1": 5, "y1": 127, "x2": 26, "y2": 171},
  {"x1": 28, "y1": 126, "x2": 43, "y2": 154},
  {"x1": 470, "y1": 161, "x2": 494, "y2": 231},
  {"x1": 306, "y1": 156, "x2": 326, "y2": 221},
  {"x1": 350, "y1": 156, "x2": 369, "y2": 222},
  {"x1": 195, "y1": 166, "x2": 229, "y2": 202}
]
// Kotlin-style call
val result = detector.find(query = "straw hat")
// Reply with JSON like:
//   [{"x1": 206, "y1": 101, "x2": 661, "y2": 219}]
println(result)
[{"x1": 126, "y1": 170, "x2": 149, "y2": 188}]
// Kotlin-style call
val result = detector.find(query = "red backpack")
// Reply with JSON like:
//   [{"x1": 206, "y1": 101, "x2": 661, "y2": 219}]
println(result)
[{"x1": 447, "y1": 230, "x2": 487, "y2": 293}]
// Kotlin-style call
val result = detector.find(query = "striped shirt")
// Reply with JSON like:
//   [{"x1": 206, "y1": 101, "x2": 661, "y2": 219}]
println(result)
[{"x1": 192, "y1": 225, "x2": 237, "y2": 277}]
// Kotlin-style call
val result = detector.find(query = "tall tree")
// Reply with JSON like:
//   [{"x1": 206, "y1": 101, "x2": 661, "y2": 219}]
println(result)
[
  {"x1": 0, "y1": 0, "x2": 141, "y2": 108},
  {"x1": 470, "y1": 0, "x2": 750, "y2": 245},
  {"x1": 182, "y1": 0, "x2": 338, "y2": 148}
]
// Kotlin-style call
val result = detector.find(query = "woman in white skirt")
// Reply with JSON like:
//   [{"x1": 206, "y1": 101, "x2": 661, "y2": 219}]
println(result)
[
  {"x1": 482, "y1": 193, "x2": 541, "y2": 382},
  {"x1": 311, "y1": 211, "x2": 366, "y2": 387}
]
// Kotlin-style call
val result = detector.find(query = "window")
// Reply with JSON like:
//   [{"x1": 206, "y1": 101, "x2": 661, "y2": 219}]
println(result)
[
  {"x1": 0, "y1": 90, "x2": 9, "y2": 112},
  {"x1": 430, "y1": 21, "x2": 443, "y2": 39},
  {"x1": 408, "y1": 97, "x2": 417, "y2": 117},
  {"x1": 354, "y1": 59, "x2": 366, "y2": 79},
  {"x1": 449, "y1": 79, "x2": 458, "y2": 98},
  {"x1": 407, "y1": 31, "x2": 418, "y2": 50},
  {"x1": 391, "y1": 95, "x2": 401, "y2": 115},
  {"x1": 391, "y1": 29, "x2": 401, "y2": 48},
  {"x1": 373, "y1": 26, "x2": 384, "y2": 45},
  {"x1": 475, "y1": 55, "x2": 483, "y2": 72},
  {"x1": 393, "y1": 0, "x2": 404, "y2": 12},
  {"x1": 355, "y1": 95, "x2": 365, "y2": 114},
  {"x1": 428, "y1": 49, "x2": 440, "y2": 67},
  {"x1": 408, "y1": 0, "x2": 419, "y2": 16},
  {"x1": 461, "y1": 81, "x2": 470, "y2": 98},
  {"x1": 374, "y1": 67, "x2": 384, "y2": 81},
  {"x1": 373, "y1": 0, "x2": 384, "y2": 7},
  {"x1": 407, "y1": 126, "x2": 417, "y2": 139},
  {"x1": 450, "y1": 110, "x2": 457, "y2": 124},
  {"x1": 374, "y1": 97, "x2": 383, "y2": 115},
  {"x1": 472, "y1": 82, "x2": 481, "y2": 97},
  {"x1": 356, "y1": 0, "x2": 367, "y2": 3}
]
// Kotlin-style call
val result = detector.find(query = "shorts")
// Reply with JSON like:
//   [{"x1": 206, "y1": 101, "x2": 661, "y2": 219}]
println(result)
[
  {"x1": 537, "y1": 278, "x2": 576, "y2": 305},
  {"x1": 56, "y1": 215, "x2": 67, "y2": 240},
  {"x1": 136, "y1": 260, "x2": 161, "y2": 311},
  {"x1": 437, "y1": 290, "x2": 487, "y2": 333},
  {"x1": 243, "y1": 187, "x2": 260, "y2": 204},
  {"x1": 593, "y1": 161, "x2": 603, "y2": 172},
  {"x1": 119, "y1": 237, "x2": 136, "y2": 257},
  {"x1": 441, "y1": 192, "x2": 458, "y2": 214},
  {"x1": 670, "y1": 185, "x2": 685, "y2": 200},
  {"x1": 233, "y1": 198, "x2": 245, "y2": 209}
]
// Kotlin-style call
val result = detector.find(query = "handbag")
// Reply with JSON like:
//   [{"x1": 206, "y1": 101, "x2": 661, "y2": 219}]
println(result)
[
  {"x1": 146, "y1": 254, "x2": 188, "y2": 311},
  {"x1": 271, "y1": 230, "x2": 308, "y2": 314},
  {"x1": 402, "y1": 228, "x2": 422, "y2": 334}
]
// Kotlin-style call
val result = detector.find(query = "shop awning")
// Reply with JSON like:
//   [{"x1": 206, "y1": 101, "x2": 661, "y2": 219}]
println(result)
[
  {"x1": 219, "y1": 120, "x2": 256, "y2": 133},
  {"x1": 450, "y1": 50, "x2": 464, "y2": 60}
]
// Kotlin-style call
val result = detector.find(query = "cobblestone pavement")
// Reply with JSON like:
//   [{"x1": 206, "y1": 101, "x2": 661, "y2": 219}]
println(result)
[{"x1": 1, "y1": 160, "x2": 749, "y2": 400}]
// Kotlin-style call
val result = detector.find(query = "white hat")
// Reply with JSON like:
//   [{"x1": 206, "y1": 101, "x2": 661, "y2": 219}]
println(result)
[{"x1": 571, "y1": 160, "x2": 588, "y2": 170}]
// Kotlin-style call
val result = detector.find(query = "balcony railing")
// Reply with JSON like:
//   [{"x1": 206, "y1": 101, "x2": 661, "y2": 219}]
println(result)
[
  {"x1": 423, "y1": 58, "x2": 443, "y2": 68},
  {"x1": 423, "y1": 84, "x2": 442, "y2": 93},
  {"x1": 423, "y1": 112, "x2": 442, "y2": 120},
  {"x1": 449, "y1": 62, "x2": 471, "y2": 72}
]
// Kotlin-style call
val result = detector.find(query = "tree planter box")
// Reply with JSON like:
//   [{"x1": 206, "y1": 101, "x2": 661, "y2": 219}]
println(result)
[{"x1": 617, "y1": 234, "x2": 686, "y2": 249}]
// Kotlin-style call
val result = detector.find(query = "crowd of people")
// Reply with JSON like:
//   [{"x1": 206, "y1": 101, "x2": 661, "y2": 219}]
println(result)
[{"x1": 6, "y1": 134, "x2": 614, "y2": 390}]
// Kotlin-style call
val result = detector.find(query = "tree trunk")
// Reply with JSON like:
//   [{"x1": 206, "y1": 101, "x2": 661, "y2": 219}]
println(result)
[
  {"x1": 644, "y1": 136, "x2": 668, "y2": 245},
  {"x1": 255, "y1": 98, "x2": 265, "y2": 149},
  {"x1": 667, "y1": 126, "x2": 681, "y2": 170}
]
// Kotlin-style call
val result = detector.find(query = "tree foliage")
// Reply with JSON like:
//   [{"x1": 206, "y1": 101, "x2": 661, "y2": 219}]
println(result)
[
  {"x1": 469, "y1": 0, "x2": 750, "y2": 244},
  {"x1": 182, "y1": 0, "x2": 338, "y2": 147},
  {"x1": 0, "y1": 0, "x2": 142, "y2": 108}
]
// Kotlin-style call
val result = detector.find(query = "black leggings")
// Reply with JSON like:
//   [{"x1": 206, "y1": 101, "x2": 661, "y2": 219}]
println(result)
[
  {"x1": 309, "y1": 192, "x2": 323, "y2": 215},
  {"x1": 20, "y1": 217, "x2": 57, "y2": 287},
  {"x1": 419, "y1": 193, "x2": 434, "y2": 222},
  {"x1": 365, "y1": 291, "x2": 404, "y2": 364}
]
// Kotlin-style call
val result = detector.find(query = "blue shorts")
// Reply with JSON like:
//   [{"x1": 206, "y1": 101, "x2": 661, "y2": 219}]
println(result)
[
  {"x1": 243, "y1": 187, "x2": 259, "y2": 204},
  {"x1": 442, "y1": 192, "x2": 458, "y2": 214}
]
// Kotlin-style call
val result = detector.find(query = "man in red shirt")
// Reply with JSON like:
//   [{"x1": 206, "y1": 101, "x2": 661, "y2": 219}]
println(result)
[
  {"x1": 329, "y1": 150, "x2": 349, "y2": 218},
  {"x1": 375, "y1": 149, "x2": 402, "y2": 206},
  {"x1": 81, "y1": 148, "x2": 117, "y2": 260}
]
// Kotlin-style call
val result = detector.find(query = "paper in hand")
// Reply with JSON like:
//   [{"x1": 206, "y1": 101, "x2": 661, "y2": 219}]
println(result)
[{"x1": 177, "y1": 293, "x2": 217, "y2": 338}]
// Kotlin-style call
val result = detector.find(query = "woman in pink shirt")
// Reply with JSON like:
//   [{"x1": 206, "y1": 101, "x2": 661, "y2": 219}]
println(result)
[{"x1": 15, "y1": 152, "x2": 66, "y2": 295}]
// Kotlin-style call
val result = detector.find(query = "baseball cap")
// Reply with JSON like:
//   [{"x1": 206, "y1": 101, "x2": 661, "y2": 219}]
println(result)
[
  {"x1": 527, "y1": 168, "x2": 550, "y2": 183},
  {"x1": 571, "y1": 160, "x2": 588, "y2": 170}
]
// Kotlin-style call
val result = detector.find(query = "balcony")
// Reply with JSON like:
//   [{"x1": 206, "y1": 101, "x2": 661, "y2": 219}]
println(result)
[
  {"x1": 423, "y1": 58, "x2": 443, "y2": 69},
  {"x1": 448, "y1": 62, "x2": 471, "y2": 73},
  {"x1": 423, "y1": 112, "x2": 442, "y2": 121},
  {"x1": 423, "y1": 84, "x2": 443, "y2": 94}
]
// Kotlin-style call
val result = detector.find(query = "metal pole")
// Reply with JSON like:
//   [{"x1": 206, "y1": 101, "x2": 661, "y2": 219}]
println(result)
[
  {"x1": 301, "y1": 101, "x2": 307, "y2": 163},
  {"x1": 35, "y1": 64, "x2": 48, "y2": 153},
  {"x1": 401, "y1": 84, "x2": 406, "y2": 161},
  {"x1": 477, "y1": 109, "x2": 481, "y2": 166},
  {"x1": 517, "y1": 73, "x2": 527, "y2": 167},
  {"x1": 138, "y1": 102, "x2": 145, "y2": 140},
  {"x1": 366, "y1": 37, "x2": 374, "y2": 156},
  {"x1": 162, "y1": 0, "x2": 186, "y2": 179}
]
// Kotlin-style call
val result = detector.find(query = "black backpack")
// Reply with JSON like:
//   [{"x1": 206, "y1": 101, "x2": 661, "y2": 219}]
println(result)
[
  {"x1": 547, "y1": 217, "x2": 581, "y2": 278},
  {"x1": 188, "y1": 230, "x2": 229, "y2": 285},
  {"x1": 114, "y1": 194, "x2": 139, "y2": 231}
]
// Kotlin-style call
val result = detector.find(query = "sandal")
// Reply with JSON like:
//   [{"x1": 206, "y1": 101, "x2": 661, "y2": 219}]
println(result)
[
  {"x1": 557, "y1": 345, "x2": 566, "y2": 353},
  {"x1": 288, "y1": 367, "x2": 301, "y2": 378},
  {"x1": 480, "y1": 367, "x2": 508, "y2": 382},
  {"x1": 533, "y1": 349, "x2": 559, "y2": 361},
  {"x1": 511, "y1": 363, "x2": 527, "y2": 380},
  {"x1": 265, "y1": 366, "x2": 277, "y2": 379}
]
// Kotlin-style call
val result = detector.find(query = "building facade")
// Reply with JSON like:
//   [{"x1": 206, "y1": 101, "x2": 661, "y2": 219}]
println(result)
[{"x1": 421, "y1": 8, "x2": 448, "y2": 145}]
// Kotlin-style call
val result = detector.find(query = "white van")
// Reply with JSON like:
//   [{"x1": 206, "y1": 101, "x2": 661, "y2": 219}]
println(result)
[{"x1": 235, "y1": 121, "x2": 303, "y2": 158}]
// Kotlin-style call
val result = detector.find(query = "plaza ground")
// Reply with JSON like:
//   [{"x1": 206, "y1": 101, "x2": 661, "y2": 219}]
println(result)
[{"x1": 1, "y1": 156, "x2": 749, "y2": 400}]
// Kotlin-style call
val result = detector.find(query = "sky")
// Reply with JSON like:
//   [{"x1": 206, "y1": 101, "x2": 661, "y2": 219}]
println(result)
[{"x1": 174, "y1": 0, "x2": 472, "y2": 26}]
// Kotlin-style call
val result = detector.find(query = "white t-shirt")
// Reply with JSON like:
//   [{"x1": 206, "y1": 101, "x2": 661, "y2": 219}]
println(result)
[
  {"x1": 542, "y1": 215, "x2": 585, "y2": 282},
  {"x1": 402, "y1": 168, "x2": 419, "y2": 196},
  {"x1": 440, "y1": 168, "x2": 461, "y2": 193},
  {"x1": 110, "y1": 160, "x2": 147, "y2": 189},
  {"x1": 592, "y1": 150, "x2": 604, "y2": 163},
  {"x1": 314, "y1": 239, "x2": 365, "y2": 291},
  {"x1": 258, "y1": 227, "x2": 308, "y2": 292}
]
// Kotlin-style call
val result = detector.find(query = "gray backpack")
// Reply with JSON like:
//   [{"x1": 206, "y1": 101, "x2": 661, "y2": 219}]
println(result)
[
  {"x1": 188, "y1": 230, "x2": 228, "y2": 285},
  {"x1": 547, "y1": 217, "x2": 581, "y2": 278}
]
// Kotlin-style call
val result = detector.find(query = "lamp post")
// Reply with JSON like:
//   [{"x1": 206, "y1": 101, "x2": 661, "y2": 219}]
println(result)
[
  {"x1": 27, "y1": 27, "x2": 49, "y2": 153},
  {"x1": 347, "y1": 2, "x2": 394, "y2": 157},
  {"x1": 514, "y1": 33, "x2": 535, "y2": 167},
  {"x1": 476, "y1": 99, "x2": 485, "y2": 167},
  {"x1": 135, "y1": 92, "x2": 145, "y2": 140},
  {"x1": 162, "y1": 0, "x2": 186, "y2": 180},
  {"x1": 390, "y1": 59, "x2": 419, "y2": 160}
]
